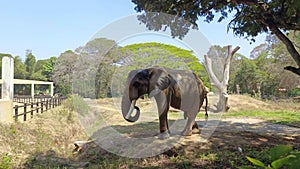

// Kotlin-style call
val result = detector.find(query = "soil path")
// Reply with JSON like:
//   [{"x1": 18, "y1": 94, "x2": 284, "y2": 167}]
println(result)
[{"x1": 83, "y1": 98, "x2": 300, "y2": 148}]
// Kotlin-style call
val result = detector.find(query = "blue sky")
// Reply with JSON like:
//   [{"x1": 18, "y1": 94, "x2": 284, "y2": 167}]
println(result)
[{"x1": 0, "y1": 0, "x2": 266, "y2": 60}]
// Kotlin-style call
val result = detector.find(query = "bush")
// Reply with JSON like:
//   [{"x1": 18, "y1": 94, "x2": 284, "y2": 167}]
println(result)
[
  {"x1": 240, "y1": 145, "x2": 300, "y2": 169},
  {"x1": 63, "y1": 94, "x2": 89, "y2": 116},
  {"x1": 288, "y1": 88, "x2": 300, "y2": 97},
  {"x1": 0, "y1": 153, "x2": 12, "y2": 169}
]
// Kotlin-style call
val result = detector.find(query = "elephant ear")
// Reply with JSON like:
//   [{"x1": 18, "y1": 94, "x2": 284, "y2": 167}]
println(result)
[{"x1": 147, "y1": 68, "x2": 172, "y2": 98}]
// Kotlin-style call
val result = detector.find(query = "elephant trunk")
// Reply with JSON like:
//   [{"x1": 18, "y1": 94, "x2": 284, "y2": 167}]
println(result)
[{"x1": 121, "y1": 95, "x2": 140, "y2": 122}]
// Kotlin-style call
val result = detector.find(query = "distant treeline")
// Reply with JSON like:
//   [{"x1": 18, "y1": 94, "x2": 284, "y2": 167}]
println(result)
[{"x1": 1, "y1": 33, "x2": 300, "y2": 98}]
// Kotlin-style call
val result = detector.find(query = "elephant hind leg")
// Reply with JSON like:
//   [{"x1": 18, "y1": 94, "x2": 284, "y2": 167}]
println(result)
[
  {"x1": 181, "y1": 114, "x2": 197, "y2": 136},
  {"x1": 192, "y1": 122, "x2": 198, "y2": 129}
]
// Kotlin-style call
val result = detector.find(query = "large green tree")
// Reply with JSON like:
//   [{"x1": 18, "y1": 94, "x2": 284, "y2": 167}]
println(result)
[
  {"x1": 122, "y1": 42, "x2": 209, "y2": 86},
  {"x1": 52, "y1": 38, "x2": 122, "y2": 98},
  {"x1": 42, "y1": 56, "x2": 57, "y2": 80},
  {"x1": 76, "y1": 38, "x2": 122, "y2": 98},
  {"x1": 52, "y1": 50, "x2": 79, "y2": 95},
  {"x1": 132, "y1": 0, "x2": 300, "y2": 76}
]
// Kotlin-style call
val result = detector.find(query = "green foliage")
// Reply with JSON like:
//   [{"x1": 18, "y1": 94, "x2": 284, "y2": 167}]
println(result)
[
  {"x1": 132, "y1": 0, "x2": 300, "y2": 42},
  {"x1": 51, "y1": 38, "x2": 122, "y2": 98},
  {"x1": 132, "y1": 0, "x2": 300, "y2": 77},
  {"x1": 240, "y1": 145, "x2": 300, "y2": 169},
  {"x1": 24, "y1": 50, "x2": 37, "y2": 79},
  {"x1": 51, "y1": 50, "x2": 78, "y2": 96},
  {"x1": 122, "y1": 42, "x2": 209, "y2": 86},
  {"x1": 228, "y1": 33, "x2": 300, "y2": 97},
  {"x1": 0, "y1": 153, "x2": 12, "y2": 169},
  {"x1": 42, "y1": 56, "x2": 57, "y2": 80},
  {"x1": 224, "y1": 110, "x2": 300, "y2": 127},
  {"x1": 63, "y1": 95, "x2": 88, "y2": 116},
  {"x1": 288, "y1": 88, "x2": 300, "y2": 97},
  {"x1": 231, "y1": 56, "x2": 262, "y2": 95},
  {"x1": 14, "y1": 56, "x2": 27, "y2": 79}
]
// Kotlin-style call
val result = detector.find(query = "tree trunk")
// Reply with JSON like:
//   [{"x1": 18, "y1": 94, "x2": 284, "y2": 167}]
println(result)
[
  {"x1": 230, "y1": 0, "x2": 300, "y2": 76},
  {"x1": 204, "y1": 45, "x2": 240, "y2": 112},
  {"x1": 262, "y1": 16, "x2": 300, "y2": 76}
]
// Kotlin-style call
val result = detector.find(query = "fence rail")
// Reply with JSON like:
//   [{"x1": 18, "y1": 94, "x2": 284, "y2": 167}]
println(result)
[
  {"x1": 13, "y1": 95, "x2": 53, "y2": 103},
  {"x1": 13, "y1": 96, "x2": 66, "y2": 121}
]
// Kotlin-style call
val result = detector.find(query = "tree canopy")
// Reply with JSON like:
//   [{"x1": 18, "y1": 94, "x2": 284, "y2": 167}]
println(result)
[
  {"x1": 122, "y1": 42, "x2": 209, "y2": 86},
  {"x1": 132, "y1": 0, "x2": 300, "y2": 76}
]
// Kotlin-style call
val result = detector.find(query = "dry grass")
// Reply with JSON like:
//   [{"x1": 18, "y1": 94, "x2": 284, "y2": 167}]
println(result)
[
  {"x1": 0, "y1": 102, "x2": 87, "y2": 168},
  {"x1": 0, "y1": 94, "x2": 299, "y2": 168}
]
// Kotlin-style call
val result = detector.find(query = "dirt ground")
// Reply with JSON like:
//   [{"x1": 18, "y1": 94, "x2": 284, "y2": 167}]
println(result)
[
  {"x1": 72, "y1": 95, "x2": 300, "y2": 168},
  {"x1": 4, "y1": 94, "x2": 299, "y2": 168}
]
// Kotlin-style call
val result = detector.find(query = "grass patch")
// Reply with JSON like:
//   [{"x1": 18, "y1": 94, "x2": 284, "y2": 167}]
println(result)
[
  {"x1": 223, "y1": 110, "x2": 300, "y2": 127},
  {"x1": 0, "y1": 97, "x2": 87, "y2": 168}
]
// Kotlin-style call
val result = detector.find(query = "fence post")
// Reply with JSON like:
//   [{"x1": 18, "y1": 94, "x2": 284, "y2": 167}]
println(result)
[
  {"x1": 14, "y1": 105, "x2": 18, "y2": 121},
  {"x1": 31, "y1": 102, "x2": 34, "y2": 118},
  {"x1": 24, "y1": 104, "x2": 27, "y2": 121},
  {"x1": 36, "y1": 102, "x2": 39, "y2": 114},
  {"x1": 41, "y1": 102, "x2": 44, "y2": 113},
  {"x1": 46, "y1": 100, "x2": 48, "y2": 111}
]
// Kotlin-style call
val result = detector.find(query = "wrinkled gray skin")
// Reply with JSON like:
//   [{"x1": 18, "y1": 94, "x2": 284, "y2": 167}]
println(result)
[{"x1": 121, "y1": 67, "x2": 208, "y2": 138}]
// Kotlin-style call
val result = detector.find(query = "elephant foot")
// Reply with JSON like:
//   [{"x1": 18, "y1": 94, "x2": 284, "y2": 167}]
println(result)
[
  {"x1": 192, "y1": 128, "x2": 200, "y2": 134},
  {"x1": 157, "y1": 131, "x2": 170, "y2": 139},
  {"x1": 181, "y1": 129, "x2": 192, "y2": 136}
]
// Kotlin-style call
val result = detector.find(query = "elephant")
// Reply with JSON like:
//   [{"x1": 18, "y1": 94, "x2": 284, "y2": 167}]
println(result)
[{"x1": 121, "y1": 66, "x2": 208, "y2": 138}]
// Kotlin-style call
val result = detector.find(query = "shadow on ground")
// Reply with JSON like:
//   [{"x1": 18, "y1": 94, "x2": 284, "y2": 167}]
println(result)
[{"x1": 23, "y1": 119, "x2": 300, "y2": 168}]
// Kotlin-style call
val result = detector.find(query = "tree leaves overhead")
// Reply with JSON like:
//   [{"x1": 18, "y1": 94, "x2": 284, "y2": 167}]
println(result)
[
  {"x1": 132, "y1": 0, "x2": 300, "y2": 76},
  {"x1": 137, "y1": 12, "x2": 196, "y2": 39},
  {"x1": 132, "y1": 0, "x2": 300, "y2": 41}
]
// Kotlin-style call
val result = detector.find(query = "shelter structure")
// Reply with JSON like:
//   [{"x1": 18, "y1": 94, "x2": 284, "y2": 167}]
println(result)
[{"x1": 0, "y1": 79, "x2": 54, "y2": 98}]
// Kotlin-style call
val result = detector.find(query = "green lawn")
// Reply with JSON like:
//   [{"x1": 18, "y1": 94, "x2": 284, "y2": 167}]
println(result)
[{"x1": 223, "y1": 110, "x2": 300, "y2": 127}]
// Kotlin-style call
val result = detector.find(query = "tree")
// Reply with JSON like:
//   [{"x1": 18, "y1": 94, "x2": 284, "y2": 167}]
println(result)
[
  {"x1": 122, "y1": 42, "x2": 209, "y2": 86},
  {"x1": 75, "y1": 38, "x2": 122, "y2": 98},
  {"x1": 52, "y1": 38, "x2": 122, "y2": 98},
  {"x1": 132, "y1": 0, "x2": 300, "y2": 76},
  {"x1": 24, "y1": 50, "x2": 36, "y2": 79},
  {"x1": 52, "y1": 50, "x2": 79, "y2": 95},
  {"x1": 43, "y1": 56, "x2": 57, "y2": 80},
  {"x1": 14, "y1": 56, "x2": 27, "y2": 79},
  {"x1": 267, "y1": 32, "x2": 300, "y2": 93},
  {"x1": 205, "y1": 45, "x2": 240, "y2": 111}
]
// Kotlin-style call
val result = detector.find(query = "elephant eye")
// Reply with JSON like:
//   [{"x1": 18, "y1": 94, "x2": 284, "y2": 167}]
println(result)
[{"x1": 133, "y1": 81, "x2": 140, "y2": 87}]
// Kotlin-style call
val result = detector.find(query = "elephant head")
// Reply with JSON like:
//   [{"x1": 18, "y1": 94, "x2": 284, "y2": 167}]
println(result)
[{"x1": 121, "y1": 68, "x2": 171, "y2": 122}]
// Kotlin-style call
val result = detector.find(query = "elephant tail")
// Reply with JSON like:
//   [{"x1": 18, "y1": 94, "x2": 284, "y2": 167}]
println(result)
[{"x1": 204, "y1": 92, "x2": 208, "y2": 119}]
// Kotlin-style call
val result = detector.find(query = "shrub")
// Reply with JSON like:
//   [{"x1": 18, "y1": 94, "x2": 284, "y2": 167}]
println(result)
[
  {"x1": 0, "y1": 153, "x2": 12, "y2": 169},
  {"x1": 288, "y1": 88, "x2": 300, "y2": 97},
  {"x1": 240, "y1": 145, "x2": 300, "y2": 169},
  {"x1": 63, "y1": 94, "x2": 89, "y2": 115}
]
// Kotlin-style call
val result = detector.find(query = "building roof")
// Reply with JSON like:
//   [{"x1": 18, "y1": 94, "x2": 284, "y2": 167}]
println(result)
[{"x1": 0, "y1": 79, "x2": 53, "y2": 85}]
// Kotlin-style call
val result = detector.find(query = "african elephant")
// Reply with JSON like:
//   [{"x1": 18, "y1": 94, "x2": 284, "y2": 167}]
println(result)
[{"x1": 121, "y1": 67, "x2": 208, "y2": 138}]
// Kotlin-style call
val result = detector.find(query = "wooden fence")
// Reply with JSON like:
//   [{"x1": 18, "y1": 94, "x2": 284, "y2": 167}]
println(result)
[
  {"x1": 13, "y1": 96, "x2": 67, "y2": 121},
  {"x1": 14, "y1": 95, "x2": 53, "y2": 103}
]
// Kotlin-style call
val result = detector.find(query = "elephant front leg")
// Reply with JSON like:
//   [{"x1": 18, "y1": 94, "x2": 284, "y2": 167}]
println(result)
[
  {"x1": 158, "y1": 110, "x2": 170, "y2": 139},
  {"x1": 155, "y1": 93, "x2": 170, "y2": 139}
]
